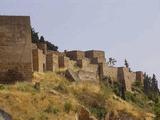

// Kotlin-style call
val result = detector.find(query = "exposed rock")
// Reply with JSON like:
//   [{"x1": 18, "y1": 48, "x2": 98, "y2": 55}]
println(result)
[
  {"x1": 78, "y1": 106, "x2": 90, "y2": 120},
  {"x1": 49, "y1": 90, "x2": 61, "y2": 96},
  {"x1": 0, "y1": 109, "x2": 12, "y2": 120},
  {"x1": 65, "y1": 69, "x2": 80, "y2": 82},
  {"x1": 77, "y1": 106, "x2": 97, "y2": 120},
  {"x1": 89, "y1": 116, "x2": 97, "y2": 120}
]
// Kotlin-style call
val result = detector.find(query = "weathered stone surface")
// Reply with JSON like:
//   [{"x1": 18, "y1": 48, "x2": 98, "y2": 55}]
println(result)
[
  {"x1": 78, "y1": 70, "x2": 98, "y2": 82},
  {"x1": 0, "y1": 109, "x2": 12, "y2": 120},
  {"x1": 46, "y1": 52, "x2": 59, "y2": 71},
  {"x1": 65, "y1": 50, "x2": 85, "y2": 61},
  {"x1": 77, "y1": 106, "x2": 90, "y2": 120},
  {"x1": 65, "y1": 69, "x2": 80, "y2": 82},
  {"x1": 85, "y1": 50, "x2": 106, "y2": 64},
  {"x1": 0, "y1": 16, "x2": 32, "y2": 82},
  {"x1": 32, "y1": 49, "x2": 46, "y2": 72}
]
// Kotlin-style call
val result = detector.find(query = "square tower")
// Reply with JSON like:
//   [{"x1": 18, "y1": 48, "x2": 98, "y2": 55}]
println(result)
[{"x1": 0, "y1": 16, "x2": 32, "y2": 83}]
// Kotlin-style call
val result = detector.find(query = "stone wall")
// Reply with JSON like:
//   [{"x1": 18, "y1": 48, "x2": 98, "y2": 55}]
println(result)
[
  {"x1": 85, "y1": 50, "x2": 106, "y2": 64},
  {"x1": 0, "y1": 16, "x2": 32, "y2": 82},
  {"x1": 32, "y1": 49, "x2": 46, "y2": 72},
  {"x1": 77, "y1": 58, "x2": 91, "y2": 68},
  {"x1": 32, "y1": 43, "x2": 37, "y2": 49},
  {"x1": 37, "y1": 43, "x2": 47, "y2": 54},
  {"x1": 136, "y1": 71, "x2": 144, "y2": 84},
  {"x1": 58, "y1": 55, "x2": 76, "y2": 68},
  {"x1": 65, "y1": 50, "x2": 85, "y2": 61},
  {"x1": 103, "y1": 65, "x2": 118, "y2": 82},
  {"x1": 117, "y1": 67, "x2": 136, "y2": 91},
  {"x1": 46, "y1": 52, "x2": 59, "y2": 71},
  {"x1": 78, "y1": 70, "x2": 98, "y2": 82}
]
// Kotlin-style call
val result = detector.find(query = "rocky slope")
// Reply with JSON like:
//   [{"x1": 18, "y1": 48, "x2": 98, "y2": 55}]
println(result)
[{"x1": 0, "y1": 71, "x2": 155, "y2": 120}]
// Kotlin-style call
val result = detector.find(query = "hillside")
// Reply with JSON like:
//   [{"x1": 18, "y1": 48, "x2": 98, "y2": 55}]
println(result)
[{"x1": 0, "y1": 71, "x2": 155, "y2": 120}]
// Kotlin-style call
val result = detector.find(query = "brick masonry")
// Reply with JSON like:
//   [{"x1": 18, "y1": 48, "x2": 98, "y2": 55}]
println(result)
[
  {"x1": 0, "y1": 16, "x2": 32, "y2": 82},
  {"x1": 65, "y1": 50, "x2": 85, "y2": 61},
  {"x1": 46, "y1": 52, "x2": 59, "y2": 71},
  {"x1": 32, "y1": 49, "x2": 46, "y2": 72}
]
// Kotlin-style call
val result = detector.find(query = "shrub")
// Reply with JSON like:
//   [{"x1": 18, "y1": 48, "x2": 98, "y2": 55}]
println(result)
[
  {"x1": 54, "y1": 82, "x2": 68, "y2": 94},
  {"x1": 0, "y1": 84, "x2": 6, "y2": 90},
  {"x1": 64, "y1": 101, "x2": 72, "y2": 113},
  {"x1": 44, "y1": 105, "x2": 59, "y2": 114},
  {"x1": 16, "y1": 82, "x2": 36, "y2": 92},
  {"x1": 90, "y1": 106, "x2": 107, "y2": 120},
  {"x1": 76, "y1": 91, "x2": 107, "y2": 120}
]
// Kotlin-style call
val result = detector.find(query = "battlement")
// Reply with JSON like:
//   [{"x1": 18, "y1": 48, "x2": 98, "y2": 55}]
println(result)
[
  {"x1": 85, "y1": 50, "x2": 106, "y2": 63},
  {"x1": 65, "y1": 50, "x2": 85, "y2": 61},
  {"x1": 0, "y1": 15, "x2": 144, "y2": 93}
]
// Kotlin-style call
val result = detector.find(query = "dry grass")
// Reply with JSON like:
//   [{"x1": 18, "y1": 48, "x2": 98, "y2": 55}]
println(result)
[{"x1": 0, "y1": 72, "x2": 154, "y2": 120}]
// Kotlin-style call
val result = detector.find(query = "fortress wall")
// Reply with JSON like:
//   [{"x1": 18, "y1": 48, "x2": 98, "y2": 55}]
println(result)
[
  {"x1": 77, "y1": 58, "x2": 91, "y2": 68},
  {"x1": 65, "y1": 51, "x2": 85, "y2": 61},
  {"x1": 136, "y1": 71, "x2": 144, "y2": 84},
  {"x1": 85, "y1": 50, "x2": 106, "y2": 64},
  {"x1": 32, "y1": 43, "x2": 37, "y2": 49},
  {"x1": 91, "y1": 57, "x2": 106, "y2": 64},
  {"x1": 58, "y1": 55, "x2": 76, "y2": 68},
  {"x1": 85, "y1": 50, "x2": 105, "y2": 59},
  {"x1": 103, "y1": 64, "x2": 118, "y2": 82},
  {"x1": 37, "y1": 43, "x2": 47, "y2": 54},
  {"x1": 0, "y1": 16, "x2": 32, "y2": 82},
  {"x1": 117, "y1": 67, "x2": 136, "y2": 91},
  {"x1": 78, "y1": 70, "x2": 98, "y2": 82},
  {"x1": 82, "y1": 64, "x2": 98, "y2": 73},
  {"x1": 32, "y1": 49, "x2": 46, "y2": 72},
  {"x1": 46, "y1": 52, "x2": 59, "y2": 71}
]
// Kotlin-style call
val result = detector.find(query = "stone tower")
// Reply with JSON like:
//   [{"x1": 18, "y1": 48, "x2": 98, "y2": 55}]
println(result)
[{"x1": 0, "y1": 16, "x2": 32, "y2": 83}]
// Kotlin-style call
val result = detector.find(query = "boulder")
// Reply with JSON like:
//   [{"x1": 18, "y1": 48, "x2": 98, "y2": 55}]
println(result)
[
  {"x1": 0, "y1": 109, "x2": 12, "y2": 120},
  {"x1": 77, "y1": 106, "x2": 97, "y2": 120},
  {"x1": 65, "y1": 69, "x2": 80, "y2": 82}
]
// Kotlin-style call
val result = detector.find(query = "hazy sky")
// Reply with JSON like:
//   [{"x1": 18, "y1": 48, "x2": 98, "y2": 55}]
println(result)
[{"x1": 0, "y1": 0, "x2": 160, "y2": 86}]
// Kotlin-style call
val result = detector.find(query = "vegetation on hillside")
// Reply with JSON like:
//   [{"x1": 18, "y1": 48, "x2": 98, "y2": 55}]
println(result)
[
  {"x1": 31, "y1": 28, "x2": 58, "y2": 51},
  {"x1": 0, "y1": 71, "x2": 155, "y2": 120}
]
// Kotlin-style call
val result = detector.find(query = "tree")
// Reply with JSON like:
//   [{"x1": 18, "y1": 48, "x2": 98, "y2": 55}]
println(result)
[
  {"x1": 144, "y1": 73, "x2": 159, "y2": 101},
  {"x1": 39, "y1": 36, "x2": 45, "y2": 43},
  {"x1": 108, "y1": 58, "x2": 117, "y2": 66},
  {"x1": 31, "y1": 28, "x2": 39, "y2": 43},
  {"x1": 31, "y1": 27, "x2": 58, "y2": 51},
  {"x1": 124, "y1": 59, "x2": 129, "y2": 68}
]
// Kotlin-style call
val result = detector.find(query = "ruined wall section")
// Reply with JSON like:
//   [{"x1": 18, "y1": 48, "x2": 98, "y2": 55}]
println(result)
[
  {"x1": 37, "y1": 43, "x2": 47, "y2": 54},
  {"x1": 46, "y1": 52, "x2": 59, "y2": 71},
  {"x1": 117, "y1": 67, "x2": 136, "y2": 91},
  {"x1": 32, "y1": 49, "x2": 46, "y2": 72},
  {"x1": 102, "y1": 64, "x2": 118, "y2": 82},
  {"x1": 0, "y1": 16, "x2": 32, "y2": 82},
  {"x1": 65, "y1": 51, "x2": 85, "y2": 61},
  {"x1": 85, "y1": 50, "x2": 106, "y2": 64},
  {"x1": 58, "y1": 55, "x2": 76, "y2": 68}
]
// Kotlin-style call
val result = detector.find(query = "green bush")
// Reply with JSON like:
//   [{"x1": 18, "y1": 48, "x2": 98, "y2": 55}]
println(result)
[
  {"x1": 90, "y1": 106, "x2": 107, "y2": 120},
  {"x1": 16, "y1": 82, "x2": 36, "y2": 92},
  {"x1": 64, "y1": 101, "x2": 72, "y2": 113},
  {"x1": 125, "y1": 91, "x2": 149, "y2": 109}
]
